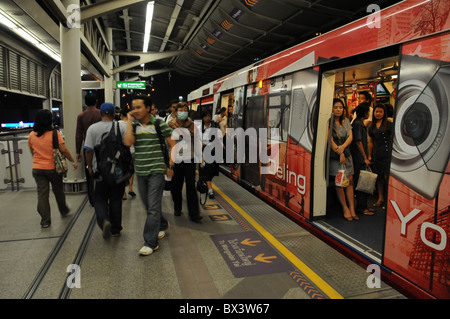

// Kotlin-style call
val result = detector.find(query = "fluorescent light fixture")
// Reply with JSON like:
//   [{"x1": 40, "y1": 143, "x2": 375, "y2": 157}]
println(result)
[
  {"x1": 143, "y1": 1, "x2": 155, "y2": 53},
  {"x1": 0, "y1": 9, "x2": 61, "y2": 62}
]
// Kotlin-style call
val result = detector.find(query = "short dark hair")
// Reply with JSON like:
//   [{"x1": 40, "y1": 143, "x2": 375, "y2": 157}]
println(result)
[
  {"x1": 355, "y1": 102, "x2": 370, "y2": 118},
  {"x1": 359, "y1": 91, "x2": 372, "y2": 103},
  {"x1": 85, "y1": 92, "x2": 97, "y2": 106},
  {"x1": 175, "y1": 101, "x2": 188, "y2": 111},
  {"x1": 133, "y1": 94, "x2": 152, "y2": 108}
]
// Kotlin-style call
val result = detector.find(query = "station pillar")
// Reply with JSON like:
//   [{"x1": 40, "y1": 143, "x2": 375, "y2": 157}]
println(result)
[
  {"x1": 104, "y1": 27, "x2": 114, "y2": 104},
  {"x1": 60, "y1": 0, "x2": 85, "y2": 190}
]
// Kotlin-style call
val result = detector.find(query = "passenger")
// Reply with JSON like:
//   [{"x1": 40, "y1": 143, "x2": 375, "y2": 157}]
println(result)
[
  {"x1": 84, "y1": 103, "x2": 128, "y2": 238},
  {"x1": 168, "y1": 102, "x2": 203, "y2": 223},
  {"x1": 29, "y1": 109, "x2": 78, "y2": 228},
  {"x1": 124, "y1": 95, "x2": 176, "y2": 255},
  {"x1": 75, "y1": 92, "x2": 101, "y2": 206},
  {"x1": 350, "y1": 102, "x2": 374, "y2": 216},
  {"x1": 119, "y1": 108, "x2": 136, "y2": 200},
  {"x1": 151, "y1": 104, "x2": 164, "y2": 120},
  {"x1": 200, "y1": 110, "x2": 220, "y2": 199},
  {"x1": 368, "y1": 103, "x2": 393, "y2": 209},
  {"x1": 165, "y1": 99, "x2": 179, "y2": 123},
  {"x1": 212, "y1": 107, "x2": 227, "y2": 137},
  {"x1": 352, "y1": 91, "x2": 373, "y2": 127},
  {"x1": 328, "y1": 98, "x2": 357, "y2": 221},
  {"x1": 227, "y1": 105, "x2": 233, "y2": 128}
]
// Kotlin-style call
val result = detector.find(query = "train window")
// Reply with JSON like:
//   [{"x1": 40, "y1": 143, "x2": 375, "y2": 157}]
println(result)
[{"x1": 313, "y1": 56, "x2": 399, "y2": 260}]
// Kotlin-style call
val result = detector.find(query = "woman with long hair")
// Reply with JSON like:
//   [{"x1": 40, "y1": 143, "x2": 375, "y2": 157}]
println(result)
[
  {"x1": 368, "y1": 103, "x2": 393, "y2": 209},
  {"x1": 28, "y1": 109, "x2": 78, "y2": 227},
  {"x1": 328, "y1": 98, "x2": 357, "y2": 221}
]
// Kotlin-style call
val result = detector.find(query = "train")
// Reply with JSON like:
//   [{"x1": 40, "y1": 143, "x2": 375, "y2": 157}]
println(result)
[{"x1": 187, "y1": 0, "x2": 450, "y2": 299}]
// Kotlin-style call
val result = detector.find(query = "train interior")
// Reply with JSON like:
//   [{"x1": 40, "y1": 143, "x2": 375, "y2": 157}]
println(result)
[{"x1": 315, "y1": 56, "x2": 399, "y2": 262}]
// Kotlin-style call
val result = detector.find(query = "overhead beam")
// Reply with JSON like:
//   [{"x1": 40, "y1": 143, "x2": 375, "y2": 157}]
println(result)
[
  {"x1": 123, "y1": 68, "x2": 172, "y2": 78},
  {"x1": 112, "y1": 50, "x2": 188, "y2": 74},
  {"x1": 80, "y1": 0, "x2": 147, "y2": 24}
]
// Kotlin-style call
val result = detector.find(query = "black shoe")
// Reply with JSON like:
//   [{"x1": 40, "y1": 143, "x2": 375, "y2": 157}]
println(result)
[
  {"x1": 41, "y1": 222, "x2": 51, "y2": 228},
  {"x1": 174, "y1": 211, "x2": 182, "y2": 216},
  {"x1": 102, "y1": 220, "x2": 112, "y2": 238},
  {"x1": 128, "y1": 191, "x2": 136, "y2": 197}
]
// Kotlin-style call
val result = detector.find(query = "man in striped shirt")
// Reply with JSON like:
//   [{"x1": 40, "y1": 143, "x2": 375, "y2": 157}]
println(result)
[{"x1": 124, "y1": 95, "x2": 176, "y2": 256}]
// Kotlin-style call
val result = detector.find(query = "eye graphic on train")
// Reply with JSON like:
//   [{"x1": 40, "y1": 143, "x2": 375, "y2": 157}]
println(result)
[
  {"x1": 289, "y1": 70, "x2": 318, "y2": 153},
  {"x1": 391, "y1": 55, "x2": 450, "y2": 200}
]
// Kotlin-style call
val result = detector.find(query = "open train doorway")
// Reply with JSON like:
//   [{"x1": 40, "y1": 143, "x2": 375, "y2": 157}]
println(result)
[{"x1": 312, "y1": 56, "x2": 399, "y2": 262}]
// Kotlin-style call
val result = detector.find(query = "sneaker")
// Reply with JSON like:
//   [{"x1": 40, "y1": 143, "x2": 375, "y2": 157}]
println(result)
[
  {"x1": 158, "y1": 231, "x2": 166, "y2": 239},
  {"x1": 102, "y1": 220, "x2": 112, "y2": 238},
  {"x1": 41, "y1": 222, "x2": 51, "y2": 228},
  {"x1": 138, "y1": 245, "x2": 159, "y2": 256},
  {"x1": 208, "y1": 189, "x2": 214, "y2": 199}
]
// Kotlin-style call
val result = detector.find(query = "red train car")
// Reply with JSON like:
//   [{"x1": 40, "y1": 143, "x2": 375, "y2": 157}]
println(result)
[{"x1": 188, "y1": 0, "x2": 450, "y2": 299}]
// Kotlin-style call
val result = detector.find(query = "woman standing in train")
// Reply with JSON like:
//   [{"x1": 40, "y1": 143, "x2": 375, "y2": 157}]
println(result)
[
  {"x1": 368, "y1": 103, "x2": 393, "y2": 209},
  {"x1": 28, "y1": 109, "x2": 78, "y2": 228},
  {"x1": 328, "y1": 98, "x2": 357, "y2": 221}
]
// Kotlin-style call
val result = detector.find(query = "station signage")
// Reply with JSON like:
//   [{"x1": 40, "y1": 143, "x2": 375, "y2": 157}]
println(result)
[{"x1": 116, "y1": 81, "x2": 146, "y2": 90}]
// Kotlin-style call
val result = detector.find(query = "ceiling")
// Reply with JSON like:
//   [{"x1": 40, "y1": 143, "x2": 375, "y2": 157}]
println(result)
[
  {"x1": 95, "y1": 0, "x2": 404, "y2": 82},
  {"x1": 2, "y1": 0, "x2": 404, "y2": 84}
]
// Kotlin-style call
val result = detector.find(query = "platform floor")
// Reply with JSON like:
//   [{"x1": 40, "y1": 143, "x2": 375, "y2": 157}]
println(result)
[{"x1": 0, "y1": 173, "x2": 406, "y2": 302}]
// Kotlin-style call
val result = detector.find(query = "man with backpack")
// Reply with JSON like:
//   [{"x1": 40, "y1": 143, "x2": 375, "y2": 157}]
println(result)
[
  {"x1": 124, "y1": 95, "x2": 176, "y2": 256},
  {"x1": 84, "y1": 103, "x2": 131, "y2": 238}
]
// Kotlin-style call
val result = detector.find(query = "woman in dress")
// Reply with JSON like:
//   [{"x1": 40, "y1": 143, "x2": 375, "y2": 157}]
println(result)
[
  {"x1": 28, "y1": 109, "x2": 78, "y2": 227},
  {"x1": 328, "y1": 98, "x2": 357, "y2": 221},
  {"x1": 368, "y1": 103, "x2": 393, "y2": 209}
]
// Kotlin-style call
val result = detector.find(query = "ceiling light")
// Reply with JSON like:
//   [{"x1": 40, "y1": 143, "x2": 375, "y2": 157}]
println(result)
[
  {"x1": 143, "y1": 1, "x2": 155, "y2": 53},
  {"x1": 0, "y1": 9, "x2": 61, "y2": 62}
]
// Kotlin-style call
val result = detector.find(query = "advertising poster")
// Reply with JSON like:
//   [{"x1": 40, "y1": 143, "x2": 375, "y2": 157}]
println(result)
[{"x1": 384, "y1": 34, "x2": 450, "y2": 299}]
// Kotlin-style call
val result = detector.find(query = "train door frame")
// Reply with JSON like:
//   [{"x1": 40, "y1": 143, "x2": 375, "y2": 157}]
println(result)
[{"x1": 311, "y1": 45, "x2": 401, "y2": 260}]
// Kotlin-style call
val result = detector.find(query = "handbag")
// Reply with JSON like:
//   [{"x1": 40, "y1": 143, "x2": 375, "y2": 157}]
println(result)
[
  {"x1": 356, "y1": 166, "x2": 378, "y2": 194},
  {"x1": 335, "y1": 164, "x2": 349, "y2": 187},
  {"x1": 52, "y1": 129, "x2": 68, "y2": 176},
  {"x1": 196, "y1": 175, "x2": 208, "y2": 205}
]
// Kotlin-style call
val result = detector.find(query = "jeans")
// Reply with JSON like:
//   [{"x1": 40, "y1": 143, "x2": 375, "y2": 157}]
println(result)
[
  {"x1": 137, "y1": 173, "x2": 168, "y2": 249},
  {"x1": 171, "y1": 162, "x2": 200, "y2": 218},
  {"x1": 32, "y1": 169, "x2": 69, "y2": 226},
  {"x1": 94, "y1": 178, "x2": 125, "y2": 234}
]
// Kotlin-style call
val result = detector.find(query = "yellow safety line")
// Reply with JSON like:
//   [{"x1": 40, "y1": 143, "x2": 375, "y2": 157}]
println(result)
[{"x1": 212, "y1": 183, "x2": 344, "y2": 299}]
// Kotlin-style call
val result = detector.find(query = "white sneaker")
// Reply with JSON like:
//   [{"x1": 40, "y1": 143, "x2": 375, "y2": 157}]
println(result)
[
  {"x1": 158, "y1": 231, "x2": 166, "y2": 239},
  {"x1": 138, "y1": 245, "x2": 159, "y2": 256}
]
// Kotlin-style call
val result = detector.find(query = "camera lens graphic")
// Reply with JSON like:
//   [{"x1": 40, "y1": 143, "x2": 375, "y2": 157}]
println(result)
[
  {"x1": 393, "y1": 79, "x2": 440, "y2": 172},
  {"x1": 403, "y1": 103, "x2": 432, "y2": 146}
]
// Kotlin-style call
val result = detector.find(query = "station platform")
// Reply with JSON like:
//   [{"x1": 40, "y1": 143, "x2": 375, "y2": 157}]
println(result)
[{"x1": 0, "y1": 172, "x2": 406, "y2": 302}]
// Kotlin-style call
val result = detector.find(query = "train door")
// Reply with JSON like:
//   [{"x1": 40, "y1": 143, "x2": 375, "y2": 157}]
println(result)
[{"x1": 313, "y1": 55, "x2": 399, "y2": 262}]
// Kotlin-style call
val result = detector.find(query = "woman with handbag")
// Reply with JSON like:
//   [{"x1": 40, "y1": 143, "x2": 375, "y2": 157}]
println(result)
[
  {"x1": 368, "y1": 103, "x2": 393, "y2": 209},
  {"x1": 328, "y1": 99, "x2": 357, "y2": 221},
  {"x1": 28, "y1": 109, "x2": 78, "y2": 228},
  {"x1": 350, "y1": 102, "x2": 375, "y2": 216}
]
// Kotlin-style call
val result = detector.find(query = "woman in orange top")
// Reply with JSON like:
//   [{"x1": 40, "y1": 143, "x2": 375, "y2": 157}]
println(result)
[{"x1": 28, "y1": 109, "x2": 78, "y2": 228}]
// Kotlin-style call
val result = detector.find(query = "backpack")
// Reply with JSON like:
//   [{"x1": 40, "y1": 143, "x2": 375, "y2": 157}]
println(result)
[{"x1": 94, "y1": 121, "x2": 134, "y2": 184}]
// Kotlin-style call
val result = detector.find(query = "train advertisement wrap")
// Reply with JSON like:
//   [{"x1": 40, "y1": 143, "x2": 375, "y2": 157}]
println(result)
[
  {"x1": 385, "y1": 33, "x2": 450, "y2": 299},
  {"x1": 189, "y1": 0, "x2": 450, "y2": 298}
]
